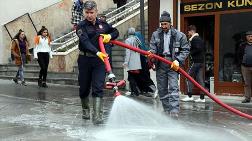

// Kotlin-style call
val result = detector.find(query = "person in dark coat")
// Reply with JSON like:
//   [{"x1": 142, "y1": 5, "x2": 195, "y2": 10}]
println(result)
[
  {"x1": 236, "y1": 31, "x2": 252, "y2": 103},
  {"x1": 11, "y1": 29, "x2": 30, "y2": 86},
  {"x1": 113, "y1": 0, "x2": 127, "y2": 9},
  {"x1": 181, "y1": 25, "x2": 206, "y2": 103},
  {"x1": 76, "y1": 0, "x2": 119, "y2": 124}
]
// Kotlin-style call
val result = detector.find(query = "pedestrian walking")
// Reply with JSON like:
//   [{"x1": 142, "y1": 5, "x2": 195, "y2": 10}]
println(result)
[
  {"x1": 11, "y1": 29, "x2": 30, "y2": 86},
  {"x1": 33, "y1": 26, "x2": 53, "y2": 88},
  {"x1": 123, "y1": 27, "x2": 142, "y2": 96},
  {"x1": 134, "y1": 31, "x2": 156, "y2": 96},
  {"x1": 181, "y1": 25, "x2": 206, "y2": 103}
]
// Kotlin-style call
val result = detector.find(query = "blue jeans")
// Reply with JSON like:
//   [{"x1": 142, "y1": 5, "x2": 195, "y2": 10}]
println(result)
[{"x1": 15, "y1": 53, "x2": 26, "y2": 81}]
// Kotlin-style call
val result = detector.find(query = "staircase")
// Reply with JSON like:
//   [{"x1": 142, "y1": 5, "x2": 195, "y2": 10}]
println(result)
[
  {"x1": 0, "y1": 64, "x2": 78, "y2": 85},
  {"x1": 0, "y1": 0, "x2": 148, "y2": 86}
]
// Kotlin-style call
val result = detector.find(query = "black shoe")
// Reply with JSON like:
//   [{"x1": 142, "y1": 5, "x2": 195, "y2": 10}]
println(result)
[
  {"x1": 42, "y1": 82, "x2": 48, "y2": 88},
  {"x1": 38, "y1": 79, "x2": 42, "y2": 87},
  {"x1": 21, "y1": 81, "x2": 27, "y2": 86},
  {"x1": 13, "y1": 78, "x2": 18, "y2": 84},
  {"x1": 242, "y1": 99, "x2": 250, "y2": 103}
]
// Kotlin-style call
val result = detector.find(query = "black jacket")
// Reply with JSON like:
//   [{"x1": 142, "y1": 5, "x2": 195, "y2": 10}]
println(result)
[
  {"x1": 76, "y1": 18, "x2": 119, "y2": 54},
  {"x1": 236, "y1": 42, "x2": 252, "y2": 67},
  {"x1": 190, "y1": 35, "x2": 205, "y2": 63}
]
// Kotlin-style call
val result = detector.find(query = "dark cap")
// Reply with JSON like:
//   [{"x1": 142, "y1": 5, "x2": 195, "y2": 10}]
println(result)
[
  {"x1": 160, "y1": 11, "x2": 171, "y2": 23},
  {"x1": 83, "y1": 0, "x2": 97, "y2": 10},
  {"x1": 245, "y1": 31, "x2": 252, "y2": 35}
]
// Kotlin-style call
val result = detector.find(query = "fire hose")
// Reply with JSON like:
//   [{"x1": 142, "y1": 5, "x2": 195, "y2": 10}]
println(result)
[
  {"x1": 105, "y1": 39, "x2": 252, "y2": 120},
  {"x1": 99, "y1": 37, "x2": 125, "y2": 97}
]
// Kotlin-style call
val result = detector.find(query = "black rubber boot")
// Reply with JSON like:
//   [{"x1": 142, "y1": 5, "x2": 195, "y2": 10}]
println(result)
[
  {"x1": 81, "y1": 98, "x2": 90, "y2": 119},
  {"x1": 92, "y1": 97, "x2": 103, "y2": 125}
]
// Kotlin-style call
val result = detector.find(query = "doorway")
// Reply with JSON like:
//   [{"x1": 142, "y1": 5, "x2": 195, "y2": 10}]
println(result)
[{"x1": 184, "y1": 15, "x2": 214, "y2": 93}]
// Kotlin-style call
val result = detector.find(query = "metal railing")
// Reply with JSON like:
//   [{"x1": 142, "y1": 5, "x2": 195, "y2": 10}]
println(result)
[{"x1": 51, "y1": 0, "x2": 148, "y2": 53}]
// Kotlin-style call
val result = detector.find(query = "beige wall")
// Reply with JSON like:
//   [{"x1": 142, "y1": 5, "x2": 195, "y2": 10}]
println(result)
[
  {"x1": 0, "y1": 0, "x2": 61, "y2": 25},
  {"x1": 116, "y1": 9, "x2": 148, "y2": 40},
  {"x1": 48, "y1": 48, "x2": 79, "y2": 72},
  {"x1": 160, "y1": 0, "x2": 173, "y2": 21}
]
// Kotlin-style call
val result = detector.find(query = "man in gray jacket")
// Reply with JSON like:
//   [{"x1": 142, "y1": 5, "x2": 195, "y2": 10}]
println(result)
[{"x1": 149, "y1": 11, "x2": 190, "y2": 118}]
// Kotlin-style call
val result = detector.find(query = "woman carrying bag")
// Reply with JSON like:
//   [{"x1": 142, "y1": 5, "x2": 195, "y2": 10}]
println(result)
[
  {"x1": 33, "y1": 26, "x2": 53, "y2": 88},
  {"x1": 11, "y1": 29, "x2": 30, "y2": 86}
]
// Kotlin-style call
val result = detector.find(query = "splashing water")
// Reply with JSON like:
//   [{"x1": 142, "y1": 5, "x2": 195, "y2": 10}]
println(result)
[
  {"x1": 94, "y1": 96, "x2": 248, "y2": 141},
  {"x1": 0, "y1": 95, "x2": 249, "y2": 141}
]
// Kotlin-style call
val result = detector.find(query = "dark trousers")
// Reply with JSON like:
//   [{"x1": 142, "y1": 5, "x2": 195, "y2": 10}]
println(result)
[
  {"x1": 136, "y1": 57, "x2": 155, "y2": 93},
  {"x1": 128, "y1": 71, "x2": 140, "y2": 95},
  {"x1": 186, "y1": 63, "x2": 205, "y2": 99},
  {"x1": 241, "y1": 65, "x2": 252, "y2": 100},
  {"x1": 37, "y1": 52, "x2": 49, "y2": 82},
  {"x1": 78, "y1": 55, "x2": 106, "y2": 99}
]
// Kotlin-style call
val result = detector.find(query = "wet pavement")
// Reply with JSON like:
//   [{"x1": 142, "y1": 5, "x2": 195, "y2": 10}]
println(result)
[{"x1": 0, "y1": 79, "x2": 251, "y2": 141}]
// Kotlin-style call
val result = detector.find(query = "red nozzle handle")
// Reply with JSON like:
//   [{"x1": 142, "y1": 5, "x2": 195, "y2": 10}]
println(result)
[{"x1": 99, "y1": 36, "x2": 112, "y2": 72}]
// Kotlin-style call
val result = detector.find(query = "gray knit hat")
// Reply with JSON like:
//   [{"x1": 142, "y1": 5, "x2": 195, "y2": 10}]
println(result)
[
  {"x1": 159, "y1": 11, "x2": 171, "y2": 23},
  {"x1": 245, "y1": 31, "x2": 252, "y2": 35}
]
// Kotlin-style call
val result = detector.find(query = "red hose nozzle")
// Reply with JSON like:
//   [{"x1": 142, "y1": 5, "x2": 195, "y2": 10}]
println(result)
[{"x1": 114, "y1": 91, "x2": 121, "y2": 97}]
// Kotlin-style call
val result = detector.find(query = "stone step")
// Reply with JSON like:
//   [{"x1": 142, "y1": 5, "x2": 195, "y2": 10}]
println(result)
[
  {"x1": 112, "y1": 50, "x2": 125, "y2": 56},
  {"x1": 72, "y1": 65, "x2": 123, "y2": 80},
  {"x1": 0, "y1": 75, "x2": 78, "y2": 85},
  {"x1": 111, "y1": 56, "x2": 124, "y2": 62},
  {"x1": 112, "y1": 45, "x2": 126, "y2": 51},
  {"x1": 0, "y1": 64, "x2": 41, "y2": 71},
  {"x1": 0, "y1": 70, "x2": 77, "y2": 79}
]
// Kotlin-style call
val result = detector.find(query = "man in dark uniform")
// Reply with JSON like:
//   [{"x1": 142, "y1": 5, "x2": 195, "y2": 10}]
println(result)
[{"x1": 76, "y1": 0, "x2": 119, "y2": 124}]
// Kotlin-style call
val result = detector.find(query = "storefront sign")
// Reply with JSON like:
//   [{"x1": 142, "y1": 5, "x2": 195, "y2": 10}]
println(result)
[{"x1": 181, "y1": 0, "x2": 252, "y2": 14}]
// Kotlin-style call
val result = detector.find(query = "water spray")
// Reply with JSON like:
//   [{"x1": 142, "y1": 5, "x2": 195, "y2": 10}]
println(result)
[
  {"x1": 99, "y1": 36, "x2": 126, "y2": 97},
  {"x1": 109, "y1": 40, "x2": 252, "y2": 120}
]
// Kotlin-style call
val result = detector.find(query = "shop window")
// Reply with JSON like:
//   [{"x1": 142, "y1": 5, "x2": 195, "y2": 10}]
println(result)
[{"x1": 219, "y1": 12, "x2": 252, "y2": 82}]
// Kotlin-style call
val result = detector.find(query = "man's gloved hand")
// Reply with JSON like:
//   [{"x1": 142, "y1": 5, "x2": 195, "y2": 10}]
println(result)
[
  {"x1": 100, "y1": 34, "x2": 112, "y2": 43},
  {"x1": 171, "y1": 60, "x2": 179, "y2": 71},
  {"x1": 96, "y1": 51, "x2": 108, "y2": 62},
  {"x1": 145, "y1": 50, "x2": 153, "y2": 58}
]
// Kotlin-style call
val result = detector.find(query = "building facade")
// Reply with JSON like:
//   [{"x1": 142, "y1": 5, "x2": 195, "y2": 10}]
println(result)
[{"x1": 148, "y1": 0, "x2": 252, "y2": 95}]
